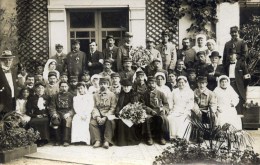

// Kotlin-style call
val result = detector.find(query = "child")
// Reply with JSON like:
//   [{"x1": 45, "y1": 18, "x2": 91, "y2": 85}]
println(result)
[
  {"x1": 16, "y1": 87, "x2": 31, "y2": 126},
  {"x1": 17, "y1": 64, "x2": 28, "y2": 88}
]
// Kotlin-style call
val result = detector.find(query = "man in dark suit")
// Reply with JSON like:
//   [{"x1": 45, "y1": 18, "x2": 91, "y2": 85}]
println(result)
[
  {"x1": 102, "y1": 35, "x2": 118, "y2": 72},
  {"x1": 225, "y1": 49, "x2": 250, "y2": 115},
  {"x1": 64, "y1": 40, "x2": 86, "y2": 78},
  {"x1": 0, "y1": 50, "x2": 18, "y2": 114},
  {"x1": 177, "y1": 37, "x2": 197, "y2": 68},
  {"x1": 223, "y1": 26, "x2": 248, "y2": 66},
  {"x1": 87, "y1": 41, "x2": 104, "y2": 76},
  {"x1": 206, "y1": 51, "x2": 225, "y2": 91}
]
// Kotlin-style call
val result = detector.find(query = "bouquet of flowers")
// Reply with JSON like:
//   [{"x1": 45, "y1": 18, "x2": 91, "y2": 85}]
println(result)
[
  {"x1": 129, "y1": 46, "x2": 151, "y2": 68},
  {"x1": 119, "y1": 102, "x2": 147, "y2": 127}
]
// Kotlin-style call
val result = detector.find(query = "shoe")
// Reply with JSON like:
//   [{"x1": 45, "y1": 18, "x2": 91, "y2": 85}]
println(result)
[
  {"x1": 63, "y1": 142, "x2": 70, "y2": 147},
  {"x1": 147, "y1": 138, "x2": 154, "y2": 145},
  {"x1": 37, "y1": 143, "x2": 44, "y2": 147},
  {"x1": 53, "y1": 142, "x2": 60, "y2": 146},
  {"x1": 159, "y1": 138, "x2": 166, "y2": 145},
  {"x1": 93, "y1": 141, "x2": 101, "y2": 148},
  {"x1": 103, "y1": 141, "x2": 109, "y2": 149}
]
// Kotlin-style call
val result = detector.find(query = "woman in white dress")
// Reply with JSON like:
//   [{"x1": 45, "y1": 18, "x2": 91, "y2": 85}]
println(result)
[
  {"x1": 43, "y1": 59, "x2": 60, "y2": 83},
  {"x1": 167, "y1": 76, "x2": 194, "y2": 140},
  {"x1": 214, "y1": 75, "x2": 242, "y2": 130},
  {"x1": 88, "y1": 74, "x2": 101, "y2": 94},
  {"x1": 155, "y1": 72, "x2": 173, "y2": 110},
  {"x1": 71, "y1": 82, "x2": 94, "y2": 144}
]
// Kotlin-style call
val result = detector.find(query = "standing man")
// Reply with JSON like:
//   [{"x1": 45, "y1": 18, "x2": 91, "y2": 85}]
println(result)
[
  {"x1": 45, "y1": 71, "x2": 59, "y2": 97},
  {"x1": 65, "y1": 40, "x2": 86, "y2": 78},
  {"x1": 103, "y1": 35, "x2": 118, "y2": 72},
  {"x1": 87, "y1": 41, "x2": 104, "y2": 76},
  {"x1": 177, "y1": 38, "x2": 197, "y2": 68},
  {"x1": 141, "y1": 76, "x2": 169, "y2": 145},
  {"x1": 89, "y1": 78, "x2": 117, "y2": 149},
  {"x1": 117, "y1": 32, "x2": 134, "y2": 71},
  {"x1": 223, "y1": 26, "x2": 248, "y2": 66},
  {"x1": 49, "y1": 81, "x2": 74, "y2": 147},
  {"x1": 225, "y1": 49, "x2": 250, "y2": 115},
  {"x1": 155, "y1": 30, "x2": 177, "y2": 72},
  {"x1": 51, "y1": 44, "x2": 67, "y2": 73},
  {"x1": 0, "y1": 50, "x2": 17, "y2": 114}
]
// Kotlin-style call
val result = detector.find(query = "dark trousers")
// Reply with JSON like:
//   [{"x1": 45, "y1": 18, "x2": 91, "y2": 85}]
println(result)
[
  {"x1": 230, "y1": 79, "x2": 245, "y2": 115},
  {"x1": 53, "y1": 118, "x2": 71, "y2": 143},
  {"x1": 143, "y1": 115, "x2": 164, "y2": 139},
  {"x1": 89, "y1": 119, "x2": 115, "y2": 144}
]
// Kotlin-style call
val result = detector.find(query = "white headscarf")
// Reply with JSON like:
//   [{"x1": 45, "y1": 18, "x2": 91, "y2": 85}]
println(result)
[
  {"x1": 214, "y1": 75, "x2": 238, "y2": 98},
  {"x1": 155, "y1": 72, "x2": 166, "y2": 85},
  {"x1": 177, "y1": 76, "x2": 191, "y2": 91}
]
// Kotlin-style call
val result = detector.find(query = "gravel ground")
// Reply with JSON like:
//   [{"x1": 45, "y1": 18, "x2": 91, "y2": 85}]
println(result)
[{"x1": 5, "y1": 157, "x2": 80, "y2": 165}]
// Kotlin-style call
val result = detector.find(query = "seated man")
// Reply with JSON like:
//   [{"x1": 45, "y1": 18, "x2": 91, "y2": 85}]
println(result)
[
  {"x1": 49, "y1": 81, "x2": 74, "y2": 147},
  {"x1": 89, "y1": 78, "x2": 117, "y2": 149},
  {"x1": 141, "y1": 76, "x2": 169, "y2": 145}
]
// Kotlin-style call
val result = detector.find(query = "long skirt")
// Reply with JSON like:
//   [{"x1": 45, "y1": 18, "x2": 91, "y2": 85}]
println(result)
[
  {"x1": 217, "y1": 107, "x2": 242, "y2": 130},
  {"x1": 71, "y1": 115, "x2": 91, "y2": 144},
  {"x1": 29, "y1": 117, "x2": 50, "y2": 140},
  {"x1": 168, "y1": 113, "x2": 191, "y2": 140}
]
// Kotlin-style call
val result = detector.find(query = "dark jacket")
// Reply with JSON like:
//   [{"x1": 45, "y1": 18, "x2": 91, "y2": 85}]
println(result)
[
  {"x1": 26, "y1": 94, "x2": 50, "y2": 118},
  {"x1": 65, "y1": 50, "x2": 86, "y2": 77},
  {"x1": 86, "y1": 50, "x2": 104, "y2": 76},
  {"x1": 206, "y1": 64, "x2": 225, "y2": 91}
]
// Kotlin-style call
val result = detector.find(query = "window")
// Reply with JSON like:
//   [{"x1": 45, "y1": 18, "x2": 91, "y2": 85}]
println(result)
[{"x1": 68, "y1": 9, "x2": 129, "y2": 54}]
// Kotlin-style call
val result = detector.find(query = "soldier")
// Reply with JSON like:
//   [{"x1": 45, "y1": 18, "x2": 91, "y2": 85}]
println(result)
[
  {"x1": 45, "y1": 71, "x2": 59, "y2": 97},
  {"x1": 177, "y1": 37, "x2": 197, "y2": 68},
  {"x1": 132, "y1": 70, "x2": 147, "y2": 97},
  {"x1": 49, "y1": 81, "x2": 74, "y2": 147},
  {"x1": 194, "y1": 51, "x2": 209, "y2": 76},
  {"x1": 155, "y1": 30, "x2": 177, "y2": 71},
  {"x1": 64, "y1": 40, "x2": 86, "y2": 78},
  {"x1": 68, "y1": 76, "x2": 78, "y2": 96},
  {"x1": 165, "y1": 71, "x2": 178, "y2": 91},
  {"x1": 103, "y1": 35, "x2": 119, "y2": 72},
  {"x1": 119, "y1": 57, "x2": 135, "y2": 82},
  {"x1": 99, "y1": 59, "x2": 114, "y2": 81},
  {"x1": 223, "y1": 26, "x2": 248, "y2": 66},
  {"x1": 144, "y1": 58, "x2": 168, "y2": 81},
  {"x1": 110, "y1": 73, "x2": 121, "y2": 100},
  {"x1": 51, "y1": 44, "x2": 67, "y2": 73},
  {"x1": 89, "y1": 78, "x2": 117, "y2": 149},
  {"x1": 186, "y1": 68, "x2": 197, "y2": 91},
  {"x1": 141, "y1": 76, "x2": 169, "y2": 145}
]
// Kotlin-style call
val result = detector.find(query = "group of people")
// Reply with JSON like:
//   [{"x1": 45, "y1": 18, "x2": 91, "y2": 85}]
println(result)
[{"x1": 0, "y1": 25, "x2": 251, "y2": 149}]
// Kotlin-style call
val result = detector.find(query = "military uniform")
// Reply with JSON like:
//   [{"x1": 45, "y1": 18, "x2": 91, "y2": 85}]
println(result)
[
  {"x1": 89, "y1": 89, "x2": 117, "y2": 145},
  {"x1": 45, "y1": 83, "x2": 59, "y2": 97},
  {"x1": 65, "y1": 50, "x2": 86, "y2": 77},
  {"x1": 119, "y1": 69, "x2": 135, "y2": 82}
]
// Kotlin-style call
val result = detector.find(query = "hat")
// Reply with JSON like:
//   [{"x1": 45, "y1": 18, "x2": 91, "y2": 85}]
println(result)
[
  {"x1": 155, "y1": 72, "x2": 166, "y2": 80},
  {"x1": 161, "y1": 30, "x2": 169, "y2": 36},
  {"x1": 120, "y1": 79, "x2": 133, "y2": 86},
  {"x1": 197, "y1": 76, "x2": 207, "y2": 83},
  {"x1": 230, "y1": 26, "x2": 238, "y2": 33},
  {"x1": 187, "y1": 68, "x2": 196, "y2": 74},
  {"x1": 106, "y1": 35, "x2": 114, "y2": 40},
  {"x1": 0, "y1": 50, "x2": 15, "y2": 59},
  {"x1": 146, "y1": 37, "x2": 154, "y2": 42},
  {"x1": 124, "y1": 32, "x2": 133, "y2": 37},
  {"x1": 123, "y1": 57, "x2": 132, "y2": 63},
  {"x1": 196, "y1": 51, "x2": 206, "y2": 57},
  {"x1": 71, "y1": 39, "x2": 80, "y2": 45},
  {"x1": 104, "y1": 59, "x2": 112, "y2": 64},
  {"x1": 209, "y1": 51, "x2": 221, "y2": 58},
  {"x1": 147, "y1": 76, "x2": 156, "y2": 82},
  {"x1": 60, "y1": 72, "x2": 68, "y2": 76},
  {"x1": 70, "y1": 76, "x2": 78, "y2": 82},
  {"x1": 55, "y1": 44, "x2": 63, "y2": 48},
  {"x1": 111, "y1": 73, "x2": 120, "y2": 78},
  {"x1": 136, "y1": 70, "x2": 145, "y2": 76},
  {"x1": 34, "y1": 81, "x2": 46, "y2": 88},
  {"x1": 153, "y1": 58, "x2": 161, "y2": 63},
  {"x1": 99, "y1": 77, "x2": 109, "y2": 84},
  {"x1": 48, "y1": 71, "x2": 57, "y2": 78}
]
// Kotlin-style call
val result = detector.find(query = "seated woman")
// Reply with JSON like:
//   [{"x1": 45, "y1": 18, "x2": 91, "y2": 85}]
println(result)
[
  {"x1": 71, "y1": 82, "x2": 94, "y2": 145},
  {"x1": 213, "y1": 75, "x2": 242, "y2": 130},
  {"x1": 43, "y1": 59, "x2": 60, "y2": 83},
  {"x1": 26, "y1": 81, "x2": 50, "y2": 147},
  {"x1": 167, "y1": 76, "x2": 194, "y2": 141},
  {"x1": 155, "y1": 72, "x2": 173, "y2": 110},
  {"x1": 16, "y1": 87, "x2": 31, "y2": 126},
  {"x1": 114, "y1": 79, "x2": 141, "y2": 146}
]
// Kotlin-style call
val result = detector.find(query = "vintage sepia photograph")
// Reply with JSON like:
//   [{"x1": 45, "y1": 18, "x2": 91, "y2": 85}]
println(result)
[{"x1": 0, "y1": 0, "x2": 260, "y2": 164}]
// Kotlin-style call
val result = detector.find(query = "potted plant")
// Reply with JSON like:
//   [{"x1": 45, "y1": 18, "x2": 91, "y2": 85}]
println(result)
[{"x1": 0, "y1": 111, "x2": 40, "y2": 163}]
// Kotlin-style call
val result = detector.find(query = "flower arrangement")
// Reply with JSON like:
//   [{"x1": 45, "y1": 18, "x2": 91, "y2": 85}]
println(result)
[
  {"x1": 119, "y1": 102, "x2": 147, "y2": 127},
  {"x1": 129, "y1": 46, "x2": 151, "y2": 68}
]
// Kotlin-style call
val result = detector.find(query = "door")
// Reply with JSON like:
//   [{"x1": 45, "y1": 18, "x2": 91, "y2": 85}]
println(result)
[{"x1": 68, "y1": 9, "x2": 129, "y2": 54}]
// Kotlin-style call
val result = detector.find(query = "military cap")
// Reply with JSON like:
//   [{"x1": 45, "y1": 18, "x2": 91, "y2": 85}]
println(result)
[
  {"x1": 136, "y1": 70, "x2": 145, "y2": 76},
  {"x1": 91, "y1": 74, "x2": 101, "y2": 82},
  {"x1": 147, "y1": 76, "x2": 156, "y2": 82},
  {"x1": 197, "y1": 76, "x2": 208, "y2": 83},
  {"x1": 106, "y1": 35, "x2": 114, "y2": 40},
  {"x1": 99, "y1": 77, "x2": 110, "y2": 84},
  {"x1": 34, "y1": 81, "x2": 46, "y2": 88},
  {"x1": 120, "y1": 79, "x2": 133, "y2": 86},
  {"x1": 209, "y1": 51, "x2": 222, "y2": 58},
  {"x1": 71, "y1": 39, "x2": 80, "y2": 45},
  {"x1": 196, "y1": 51, "x2": 206, "y2": 57},
  {"x1": 153, "y1": 58, "x2": 161, "y2": 63},
  {"x1": 104, "y1": 59, "x2": 112, "y2": 64},
  {"x1": 70, "y1": 76, "x2": 78, "y2": 82},
  {"x1": 146, "y1": 37, "x2": 154, "y2": 43},
  {"x1": 230, "y1": 26, "x2": 239, "y2": 33},
  {"x1": 55, "y1": 44, "x2": 63, "y2": 49},
  {"x1": 124, "y1": 32, "x2": 133, "y2": 37},
  {"x1": 123, "y1": 57, "x2": 132, "y2": 63},
  {"x1": 60, "y1": 72, "x2": 68, "y2": 76},
  {"x1": 111, "y1": 73, "x2": 120, "y2": 78},
  {"x1": 0, "y1": 50, "x2": 15, "y2": 59},
  {"x1": 48, "y1": 71, "x2": 57, "y2": 78}
]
